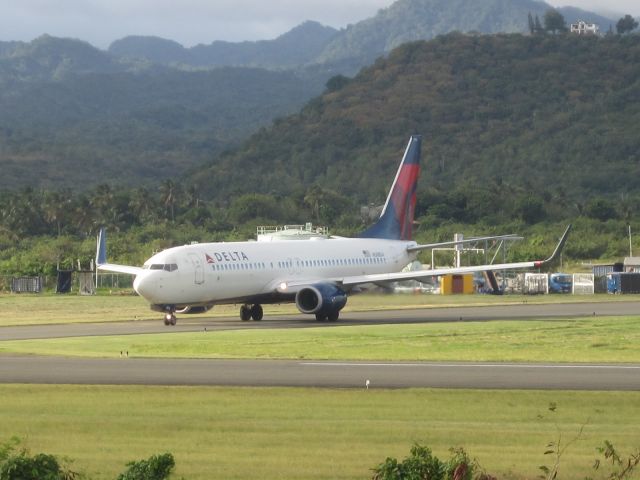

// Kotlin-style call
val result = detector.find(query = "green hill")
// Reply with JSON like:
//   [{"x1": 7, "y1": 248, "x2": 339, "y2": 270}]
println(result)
[
  {"x1": 109, "y1": 21, "x2": 339, "y2": 69},
  {"x1": 0, "y1": 35, "x2": 127, "y2": 82},
  {"x1": 3, "y1": 33, "x2": 640, "y2": 272},
  {"x1": 106, "y1": 1, "x2": 615, "y2": 74},
  {"x1": 314, "y1": 0, "x2": 614, "y2": 69},
  {"x1": 191, "y1": 33, "x2": 640, "y2": 213},
  {"x1": 0, "y1": 36, "x2": 326, "y2": 189}
]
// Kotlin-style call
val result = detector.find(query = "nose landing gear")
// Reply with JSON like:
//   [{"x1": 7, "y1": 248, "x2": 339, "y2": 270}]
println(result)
[{"x1": 163, "y1": 309, "x2": 177, "y2": 326}]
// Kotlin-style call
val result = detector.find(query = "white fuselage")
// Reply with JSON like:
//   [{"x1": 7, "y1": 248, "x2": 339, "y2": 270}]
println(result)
[{"x1": 132, "y1": 237, "x2": 417, "y2": 307}]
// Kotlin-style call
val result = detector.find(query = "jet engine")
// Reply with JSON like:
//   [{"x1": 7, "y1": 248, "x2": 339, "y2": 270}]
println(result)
[{"x1": 295, "y1": 283, "x2": 347, "y2": 320}]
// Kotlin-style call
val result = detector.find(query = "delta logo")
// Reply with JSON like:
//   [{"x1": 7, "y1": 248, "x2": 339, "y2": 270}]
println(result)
[{"x1": 206, "y1": 251, "x2": 249, "y2": 263}]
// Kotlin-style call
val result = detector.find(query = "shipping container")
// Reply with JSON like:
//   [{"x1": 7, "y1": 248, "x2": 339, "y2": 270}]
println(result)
[
  {"x1": 440, "y1": 274, "x2": 474, "y2": 295},
  {"x1": 606, "y1": 272, "x2": 640, "y2": 294}
]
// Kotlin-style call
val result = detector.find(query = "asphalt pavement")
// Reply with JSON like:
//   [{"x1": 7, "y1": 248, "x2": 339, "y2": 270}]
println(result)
[{"x1": 1, "y1": 302, "x2": 639, "y2": 390}]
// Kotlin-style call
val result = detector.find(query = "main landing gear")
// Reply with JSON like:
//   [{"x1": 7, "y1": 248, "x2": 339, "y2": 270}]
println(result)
[
  {"x1": 315, "y1": 311, "x2": 340, "y2": 322},
  {"x1": 240, "y1": 304, "x2": 263, "y2": 321}
]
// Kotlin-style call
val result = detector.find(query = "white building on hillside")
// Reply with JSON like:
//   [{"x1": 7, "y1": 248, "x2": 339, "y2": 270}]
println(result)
[{"x1": 571, "y1": 21, "x2": 600, "y2": 35}]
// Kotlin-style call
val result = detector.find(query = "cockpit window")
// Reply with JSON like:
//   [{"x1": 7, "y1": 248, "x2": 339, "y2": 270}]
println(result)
[{"x1": 148, "y1": 263, "x2": 178, "y2": 272}]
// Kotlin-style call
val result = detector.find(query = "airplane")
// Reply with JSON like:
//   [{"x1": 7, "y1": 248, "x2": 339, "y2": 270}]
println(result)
[{"x1": 96, "y1": 135, "x2": 571, "y2": 325}]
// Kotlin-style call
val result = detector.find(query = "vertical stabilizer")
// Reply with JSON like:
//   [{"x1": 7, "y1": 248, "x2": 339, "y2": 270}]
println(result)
[
  {"x1": 359, "y1": 135, "x2": 422, "y2": 240},
  {"x1": 96, "y1": 228, "x2": 107, "y2": 265}
]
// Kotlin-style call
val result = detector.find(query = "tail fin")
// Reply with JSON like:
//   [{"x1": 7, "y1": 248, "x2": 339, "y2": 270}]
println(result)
[
  {"x1": 359, "y1": 135, "x2": 422, "y2": 240},
  {"x1": 96, "y1": 228, "x2": 107, "y2": 265}
]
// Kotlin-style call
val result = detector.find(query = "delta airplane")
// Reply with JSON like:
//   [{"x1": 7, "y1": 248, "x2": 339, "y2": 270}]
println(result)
[{"x1": 97, "y1": 136, "x2": 570, "y2": 325}]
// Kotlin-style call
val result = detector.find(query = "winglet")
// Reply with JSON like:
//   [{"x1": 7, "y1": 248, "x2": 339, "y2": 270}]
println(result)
[
  {"x1": 534, "y1": 224, "x2": 572, "y2": 268},
  {"x1": 96, "y1": 228, "x2": 107, "y2": 266}
]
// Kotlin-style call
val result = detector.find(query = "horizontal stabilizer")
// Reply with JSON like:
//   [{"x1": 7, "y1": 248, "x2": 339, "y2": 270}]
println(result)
[
  {"x1": 96, "y1": 227, "x2": 144, "y2": 276},
  {"x1": 97, "y1": 263, "x2": 145, "y2": 276}
]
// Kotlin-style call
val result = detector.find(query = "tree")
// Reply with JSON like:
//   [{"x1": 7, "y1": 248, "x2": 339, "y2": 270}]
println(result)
[
  {"x1": 514, "y1": 196, "x2": 546, "y2": 224},
  {"x1": 0, "y1": 453, "x2": 72, "y2": 480},
  {"x1": 534, "y1": 15, "x2": 544, "y2": 34},
  {"x1": 585, "y1": 198, "x2": 617, "y2": 221},
  {"x1": 228, "y1": 193, "x2": 279, "y2": 224},
  {"x1": 117, "y1": 453, "x2": 175, "y2": 480},
  {"x1": 528, "y1": 12, "x2": 535, "y2": 35},
  {"x1": 129, "y1": 187, "x2": 158, "y2": 224},
  {"x1": 544, "y1": 9, "x2": 567, "y2": 34},
  {"x1": 616, "y1": 14, "x2": 639, "y2": 34},
  {"x1": 42, "y1": 190, "x2": 71, "y2": 237},
  {"x1": 159, "y1": 180, "x2": 179, "y2": 223},
  {"x1": 326, "y1": 75, "x2": 351, "y2": 92},
  {"x1": 0, "y1": 438, "x2": 79, "y2": 480},
  {"x1": 372, "y1": 444, "x2": 478, "y2": 480}
]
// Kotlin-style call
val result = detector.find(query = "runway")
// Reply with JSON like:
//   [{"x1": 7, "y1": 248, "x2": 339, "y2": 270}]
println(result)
[
  {"x1": 2, "y1": 300, "x2": 638, "y2": 341},
  {"x1": 1, "y1": 356, "x2": 639, "y2": 390},
  {"x1": 1, "y1": 302, "x2": 639, "y2": 390}
]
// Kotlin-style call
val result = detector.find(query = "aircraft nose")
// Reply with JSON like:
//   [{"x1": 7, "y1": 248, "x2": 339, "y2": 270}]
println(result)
[{"x1": 133, "y1": 273, "x2": 156, "y2": 301}]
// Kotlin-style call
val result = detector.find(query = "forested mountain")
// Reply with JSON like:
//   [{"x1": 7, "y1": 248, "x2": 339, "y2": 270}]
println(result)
[
  {"x1": 191, "y1": 33, "x2": 640, "y2": 215},
  {"x1": 107, "y1": 0, "x2": 615, "y2": 74},
  {"x1": 109, "y1": 21, "x2": 339, "y2": 69},
  {"x1": 3, "y1": 34, "x2": 640, "y2": 273},
  {"x1": 0, "y1": 0, "x2": 624, "y2": 192},
  {"x1": 0, "y1": 35, "x2": 128, "y2": 82},
  {"x1": 315, "y1": 0, "x2": 615, "y2": 68},
  {"x1": 0, "y1": 36, "x2": 326, "y2": 189}
]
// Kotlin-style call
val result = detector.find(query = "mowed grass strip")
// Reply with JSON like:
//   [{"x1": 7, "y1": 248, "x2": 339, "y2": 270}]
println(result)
[
  {"x1": 1, "y1": 292, "x2": 637, "y2": 327},
  {"x1": 1, "y1": 385, "x2": 639, "y2": 480},
  {"x1": 2, "y1": 316, "x2": 639, "y2": 363}
]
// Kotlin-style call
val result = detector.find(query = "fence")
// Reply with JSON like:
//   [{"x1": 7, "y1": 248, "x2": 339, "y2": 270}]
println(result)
[
  {"x1": 10, "y1": 276, "x2": 43, "y2": 293},
  {"x1": 572, "y1": 273, "x2": 594, "y2": 295},
  {"x1": 0, "y1": 273, "x2": 133, "y2": 293},
  {"x1": 523, "y1": 273, "x2": 549, "y2": 295}
]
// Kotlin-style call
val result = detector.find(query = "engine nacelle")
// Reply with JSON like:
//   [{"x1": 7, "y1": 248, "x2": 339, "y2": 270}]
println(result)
[
  {"x1": 175, "y1": 305, "x2": 214, "y2": 314},
  {"x1": 295, "y1": 283, "x2": 347, "y2": 317}
]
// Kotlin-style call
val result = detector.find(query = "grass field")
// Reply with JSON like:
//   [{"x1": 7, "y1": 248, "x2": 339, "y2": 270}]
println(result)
[
  {"x1": 2, "y1": 295, "x2": 639, "y2": 480},
  {"x1": 1, "y1": 292, "x2": 638, "y2": 327},
  {"x1": 1, "y1": 385, "x2": 639, "y2": 480},
  {"x1": 2, "y1": 316, "x2": 639, "y2": 363}
]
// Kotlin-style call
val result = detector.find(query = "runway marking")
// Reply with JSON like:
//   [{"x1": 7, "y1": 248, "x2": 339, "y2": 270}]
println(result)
[{"x1": 301, "y1": 362, "x2": 640, "y2": 369}]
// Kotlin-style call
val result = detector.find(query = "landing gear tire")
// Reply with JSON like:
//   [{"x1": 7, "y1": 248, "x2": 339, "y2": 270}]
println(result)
[
  {"x1": 327, "y1": 311, "x2": 339, "y2": 322},
  {"x1": 164, "y1": 313, "x2": 177, "y2": 326},
  {"x1": 250, "y1": 304, "x2": 263, "y2": 321},
  {"x1": 240, "y1": 305, "x2": 251, "y2": 321},
  {"x1": 315, "y1": 313, "x2": 327, "y2": 322}
]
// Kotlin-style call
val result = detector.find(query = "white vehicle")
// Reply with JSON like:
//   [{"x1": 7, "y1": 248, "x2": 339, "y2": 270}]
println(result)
[{"x1": 97, "y1": 136, "x2": 570, "y2": 325}]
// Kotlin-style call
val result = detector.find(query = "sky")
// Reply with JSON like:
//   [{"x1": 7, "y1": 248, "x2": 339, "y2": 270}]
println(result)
[{"x1": 1, "y1": 0, "x2": 638, "y2": 49}]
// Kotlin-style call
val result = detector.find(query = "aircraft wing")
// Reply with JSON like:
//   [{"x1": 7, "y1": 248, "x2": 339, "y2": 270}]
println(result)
[
  {"x1": 407, "y1": 234, "x2": 521, "y2": 252},
  {"x1": 341, "y1": 224, "x2": 572, "y2": 287},
  {"x1": 274, "y1": 225, "x2": 571, "y2": 293}
]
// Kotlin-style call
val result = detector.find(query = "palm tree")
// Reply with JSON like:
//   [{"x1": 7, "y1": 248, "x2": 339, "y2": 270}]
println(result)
[
  {"x1": 43, "y1": 189, "x2": 71, "y2": 237},
  {"x1": 129, "y1": 187, "x2": 157, "y2": 224},
  {"x1": 160, "y1": 180, "x2": 179, "y2": 223}
]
